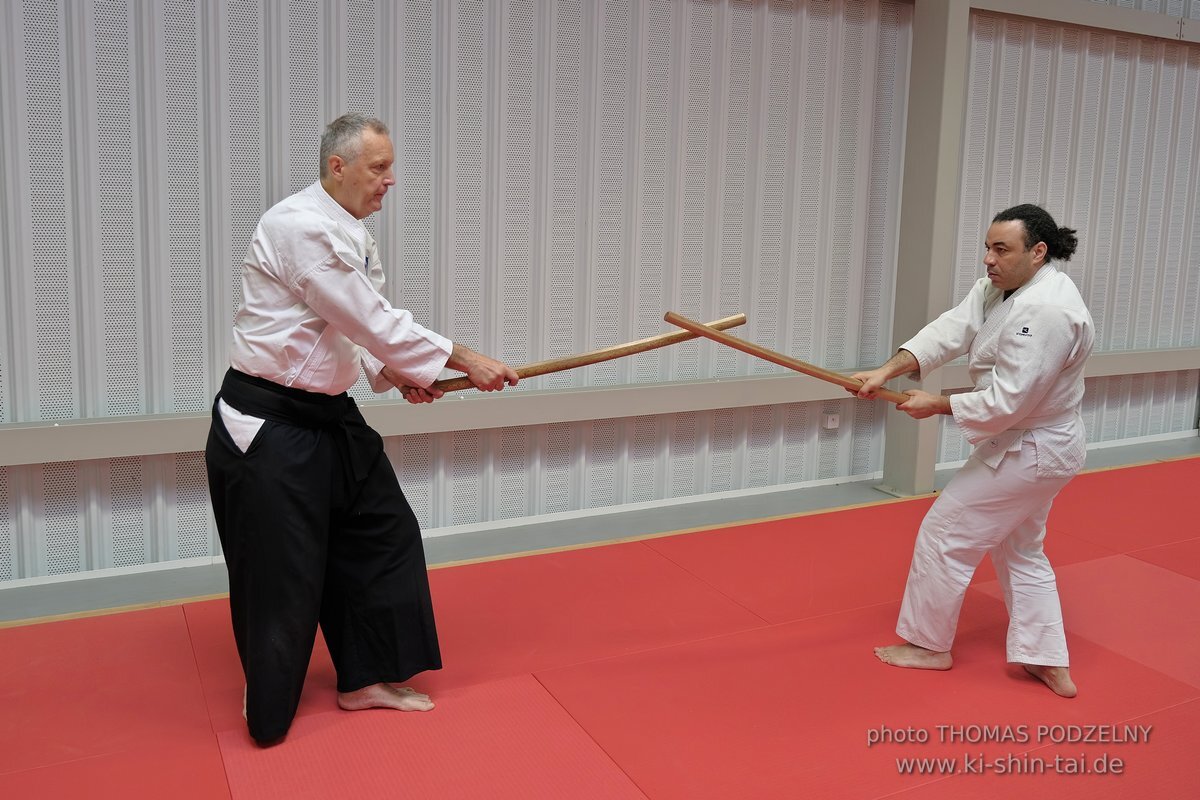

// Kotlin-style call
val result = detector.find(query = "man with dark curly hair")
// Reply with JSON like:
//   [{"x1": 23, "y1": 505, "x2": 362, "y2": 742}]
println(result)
[{"x1": 853, "y1": 204, "x2": 1094, "y2": 698}]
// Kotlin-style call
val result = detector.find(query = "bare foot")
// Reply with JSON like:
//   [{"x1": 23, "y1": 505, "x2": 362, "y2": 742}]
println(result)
[
  {"x1": 874, "y1": 643, "x2": 953, "y2": 670},
  {"x1": 388, "y1": 684, "x2": 432, "y2": 703},
  {"x1": 338, "y1": 682, "x2": 435, "y2": 712},
  {"x1": 1023, "y1": 664, "x2": 1077, "y2": 698}
]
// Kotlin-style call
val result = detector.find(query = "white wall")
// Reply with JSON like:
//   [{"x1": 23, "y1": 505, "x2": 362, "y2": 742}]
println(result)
[
  {"x1": 0, "y1": 0, "x2": 1196, "y2": 584},
  {"x1": 0, "y1": 0, "x2": 913, "y2": 580}
]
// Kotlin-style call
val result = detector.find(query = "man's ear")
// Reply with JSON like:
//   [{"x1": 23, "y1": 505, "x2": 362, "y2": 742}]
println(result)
[
  {"x1": 1032, "y1": 240, "x2": 1047, "y2": 264},
  {"x1": 326, "y1": 155, "x2": 345, "y2": 181}
]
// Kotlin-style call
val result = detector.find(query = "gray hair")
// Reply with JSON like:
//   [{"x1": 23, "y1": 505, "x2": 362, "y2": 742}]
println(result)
[{"x1": 319, "y1": 113, "x2": 390, "y2": 178}]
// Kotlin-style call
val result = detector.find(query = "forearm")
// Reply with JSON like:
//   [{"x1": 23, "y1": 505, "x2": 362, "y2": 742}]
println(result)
[
  {"x1": 876, "y1": 349, "x2": 920, "y2": 380},
  {"x1": 445, "y1": 342, "x2": 477, "y2": 373}
]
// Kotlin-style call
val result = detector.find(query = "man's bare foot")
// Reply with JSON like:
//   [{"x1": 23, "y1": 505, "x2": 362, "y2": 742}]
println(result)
[
  {"x1": 388, "y1": 684, "x2": 432, "y2": 703},
  {"x1": 338, "y1": 682, "x2": 435, "y2": 712},
  {"x1": 874, "y1": 643, "x2": 953, "y2": 670},
  {"x1": 1023, "y1": 664, "x2": 1077, "y2": 698}
]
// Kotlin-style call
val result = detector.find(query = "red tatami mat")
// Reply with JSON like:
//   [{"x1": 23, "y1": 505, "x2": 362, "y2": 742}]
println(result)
[
  {"x1": 643, "y1": 499, "x2": 932, "y2": 623},
  {"x1": 4, "y1": 457, "x2": 1198, "y2": 798},
  {"x1": 1045, "y1": 458, "x2": 1200, "y2": 552},
  {"x1": 0, "y1": 607, "x2": 228, "y2": 798},
  {"x1": 216, "y1": 674, "x2": 647, "y2": 800},
  {"x1": 1, "y1": 741, "x2": 231, "y2": 800},
  {"x1": 535, "y1": 596, "x2": 1198, "y2": 800},
  {"x1": 419, "y1": 540, "x2": 767, "y2": 692},
  {"x1": 978, "y1": 554, "x2": 1200, "y2": 690}
]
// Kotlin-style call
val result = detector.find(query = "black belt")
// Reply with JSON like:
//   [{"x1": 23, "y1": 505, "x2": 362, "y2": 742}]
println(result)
[{"x1": 218, "y1": 368, "x2": 379, "y2": 482}]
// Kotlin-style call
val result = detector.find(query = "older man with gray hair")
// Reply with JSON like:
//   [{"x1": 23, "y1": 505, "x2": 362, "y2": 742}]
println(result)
[{"x1": 206, "y1": 113, "x2": 518, "y2": 745}]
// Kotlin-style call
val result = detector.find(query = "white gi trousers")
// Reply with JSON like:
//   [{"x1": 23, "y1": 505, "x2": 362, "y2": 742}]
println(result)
[{"x1": 896, "y1": 432, "x2": 1072, "y2": 666}]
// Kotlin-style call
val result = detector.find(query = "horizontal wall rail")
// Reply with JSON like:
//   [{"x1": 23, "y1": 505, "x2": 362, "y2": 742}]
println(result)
[{"x1": 2, "y1": 348, "x2": 1196, "y2": 467}]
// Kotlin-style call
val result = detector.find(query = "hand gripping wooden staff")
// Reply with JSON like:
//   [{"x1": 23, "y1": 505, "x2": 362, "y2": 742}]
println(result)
[
  {"x1": 429, "y1": 313, "x2": 747, "y2": 393},
  {"x1": 663, "y1": 311, "x2": 910, "y2": 405}
]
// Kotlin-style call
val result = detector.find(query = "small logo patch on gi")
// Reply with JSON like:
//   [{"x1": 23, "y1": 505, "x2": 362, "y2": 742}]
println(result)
[{"x1": 1016, "y1": 326, "x2": 1033, "y2": 338}]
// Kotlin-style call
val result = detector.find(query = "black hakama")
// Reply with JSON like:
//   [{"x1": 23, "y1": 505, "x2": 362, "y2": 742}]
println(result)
[{"x1": 205, "y1": 368, "x2": 441, "y2": 743}]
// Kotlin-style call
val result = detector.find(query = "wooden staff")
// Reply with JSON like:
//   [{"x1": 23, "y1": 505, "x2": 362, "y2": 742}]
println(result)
[
  {"x1": 430, "y1": 313, "x2": 748, "y2": 393},
  {"x1": 663, "y1": 311, "x2": 910, "y2": 405}
]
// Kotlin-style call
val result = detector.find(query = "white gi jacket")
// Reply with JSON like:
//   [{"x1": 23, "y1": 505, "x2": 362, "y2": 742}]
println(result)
[
  {"x1": 230, "y1": 182, "x2": 452, "y2": 395},
  {"x1": 899, "y1": 265, "x2": 1094, "y2": 477}
]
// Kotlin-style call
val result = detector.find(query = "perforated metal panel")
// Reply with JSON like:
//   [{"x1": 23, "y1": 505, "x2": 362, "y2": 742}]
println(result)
[
  {"x1": 669, "y1": 411, "x2": 701, "y2": 498},
  {"x1": 0, "y1": 468, "x2": 12, "y2": 581},
  {"x1": 713, "y1": 2, "x2": 754, "y2": 378},
  {"x1": 588, "y1": 0, "x2": 634, "y2": 387},
  {"x1": 585, "y1": 419, "x2": 621, "y2": 509},
  {"x1": 675, "y1": 4, "x2": 715, "y2": 382},
  {"x1": 41, "y1": 463, "x2": 83, "y2": 575},
  {"x1": 345, "y1": 0, "x2": 378, "y2": 116},
  {"x1": 287, "y1": 0, "x2": 322, "y2": 196},
  {"x1": 108, "y1": 458, "x2": 148, "y2": 568},
  {"x1": 397, "y1": 0, "x2": 436, "y2": 342},
  {"x1": 545, "y1": 0, "x2": 586, "y2": 388},
  {"x1": 499, "y1": 0, "x2": 537, "y2": 374},
  {"x1": 163, "y1": 0, "x2": 207, "y2": 413},
  {"x1": 25, "y1": 1, "x2": 79, "y2": 422},
  {"x1": 707, "y1": 408, "x2": 740, "y2": 493},
  {"x1": 95, "y1": 0, "x2": 145, "y2": 416},
  {"x1": 447, "y1": 0, "x2": 488, "y2": 346},
  {"x1": 496, "y1": 428, "x2": 531, "y2": 520},
  {"x1": 226, "y1": 0, "x2": 264, "y2": 322},
  {"x1": 386, "y1": 433, "x2": 435, "y2": 529},
  {"x1": 447, "y1": 429, "x2": 484, "y2": 526},
  {"x1": 1087, "y1": 0, "x2": 1200, "y2": 19},
  {"x1": 174, "y1": 453, "x2": 211, "y2": 559},
  {"x1": 539, "y1": 422, "x2": 576, "y2": 514},
  {"x1": 630, "y1": 0, "x2": 674, "y2": 384}
]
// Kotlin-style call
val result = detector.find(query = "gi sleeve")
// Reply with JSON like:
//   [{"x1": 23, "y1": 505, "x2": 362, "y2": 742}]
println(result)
[
  {"x1": 271, "y1": 219, "x2": 453, "y2": 388},
  {"x1": 898, "y1": 279, "x2": 990, "y2": 380},
  {"x1": 949, "y1": 302, "x2": 1090, "y2": 444}
]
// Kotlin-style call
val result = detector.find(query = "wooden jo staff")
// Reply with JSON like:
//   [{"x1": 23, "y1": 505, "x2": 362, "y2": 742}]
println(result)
[
  {"x1": 430, "y1": 313, "x2": 748, "y2": 393},
  {"x1": 663, "y1": 311, "x2": 910, "y2": 405}
]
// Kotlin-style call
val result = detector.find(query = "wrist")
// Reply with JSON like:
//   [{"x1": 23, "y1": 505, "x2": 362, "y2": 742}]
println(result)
[{"x1": 446, "y1": 342, "x2": 474, "y2": 372}]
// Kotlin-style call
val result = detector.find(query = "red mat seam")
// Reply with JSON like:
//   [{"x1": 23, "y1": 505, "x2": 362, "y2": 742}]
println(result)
[
  {"x1": 1125, "y1": 536, "x2": 1200, "y2": 583},
  {"x1": 182, "y1": 603, "x2": 236, "y2": 798},
  {"x1": 634, "y1": 540, "x2": 776, "y2": 626},
  {"x1": 0, "y1": 750, "x2": 116, "y2": 781},
  {"x1": 529, "y1": 671, "x2": 653, "y2": 800}
]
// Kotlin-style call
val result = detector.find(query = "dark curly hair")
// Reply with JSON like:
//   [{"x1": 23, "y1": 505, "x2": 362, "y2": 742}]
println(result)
[{"x1": 992, "y1": 204, "x2": 1078, "y2": 262}]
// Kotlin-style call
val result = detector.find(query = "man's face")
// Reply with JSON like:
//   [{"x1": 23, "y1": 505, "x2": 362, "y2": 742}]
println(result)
[
  {"x1": 327, "y1": 130, "x2": 395, "y2": 219},
  {"x1": 983, "y1": 220, "x2": 1045, "y2": 291}
]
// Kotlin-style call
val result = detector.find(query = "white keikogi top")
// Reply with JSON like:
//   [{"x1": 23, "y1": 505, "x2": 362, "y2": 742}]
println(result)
[
  {"x1": 220, "y1": 182, "x2": 453, "y2": 448},
  {"x1": 899, "y1": 264, "x2": 1095, "y2": 478}
]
